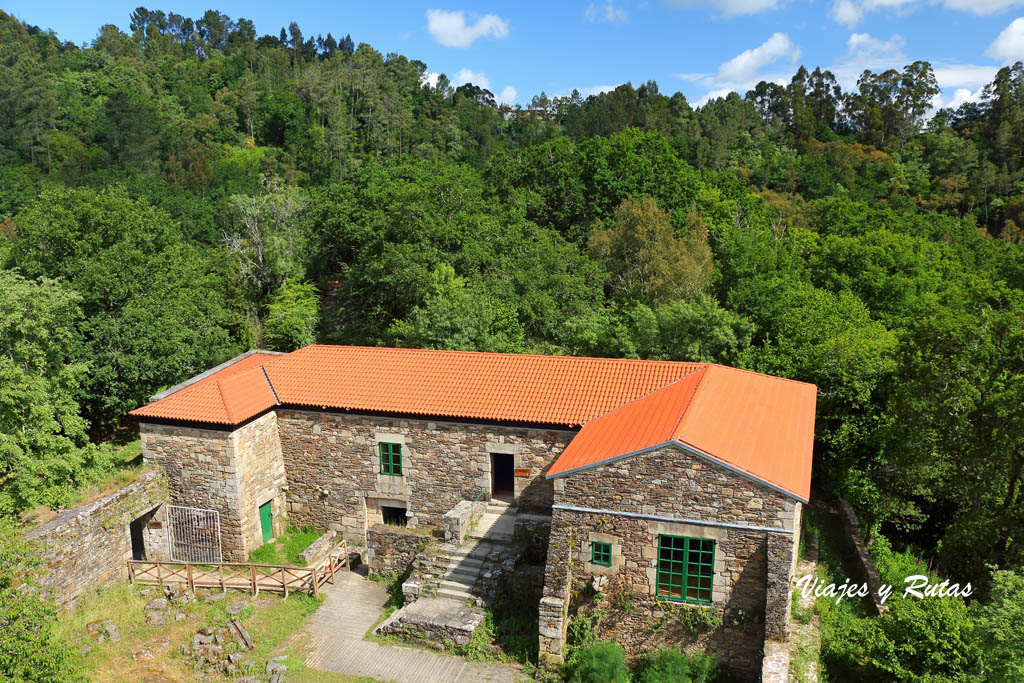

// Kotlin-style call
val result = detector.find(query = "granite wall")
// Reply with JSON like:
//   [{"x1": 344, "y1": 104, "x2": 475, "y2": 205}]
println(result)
[
  {"x1": 366, "y1": 525, "x2": 433, "y2": 575},
  {"x1": 25, "y1": 469, "x2": 168, "y2": 609},
  {"x1": 538, "y1": 444, "x2": 800, "y2": 679},
  {"x1": 140, "y1": 411, "x2": 286, "y2": 561},
  {"x1": 277, "y1": 410, "x2": 572, "y2": 543}
]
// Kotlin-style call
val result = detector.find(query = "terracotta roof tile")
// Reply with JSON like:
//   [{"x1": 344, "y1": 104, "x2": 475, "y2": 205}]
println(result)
[
  {"x1": 129, "y1": 345, "x2": 816, "y2": 500},
  {"x1": 546, "y1": 364, "x2": 817, "y2": 501}
]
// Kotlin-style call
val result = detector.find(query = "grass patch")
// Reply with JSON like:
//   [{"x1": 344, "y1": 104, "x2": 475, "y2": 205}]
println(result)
[
  {"x1": 57, "y1": 581, "x2": 331, "y2": 681},
  {"x1": 792, "y1": 589, "x2": 815, "y2": 624},
  {"x1": 248, "y1": 524, "x2": 322, "y2": 566}
]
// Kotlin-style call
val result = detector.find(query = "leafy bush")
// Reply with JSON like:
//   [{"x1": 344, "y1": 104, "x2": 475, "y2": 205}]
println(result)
[
  {"x1": 564, "y1": 640, "x2": 630, "y2": 683},
  {"x1": 0, "y1": 519, "x2": 79, "y2": 682},
  {"x1": 634, "y1": 648, "x2": 716, "y2": 683}
]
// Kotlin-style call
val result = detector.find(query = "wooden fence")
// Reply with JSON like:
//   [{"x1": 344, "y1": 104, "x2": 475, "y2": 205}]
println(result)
[{"x1": 127, "y1": 541, "x2": 348, "y2": 598}]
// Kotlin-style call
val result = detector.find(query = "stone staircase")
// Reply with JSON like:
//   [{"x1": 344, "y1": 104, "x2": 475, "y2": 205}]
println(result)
[{"x1": 435, "y1": 501, "x2": 515, "y2": 602}]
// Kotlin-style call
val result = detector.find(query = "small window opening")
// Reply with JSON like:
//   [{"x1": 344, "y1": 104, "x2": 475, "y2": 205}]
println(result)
[
  {"x1": 591, "y1": 541, "x2": 612, "y2": 566},
  {"x1": 381, "y1": 505, "x2": 408, "y2": 527}
]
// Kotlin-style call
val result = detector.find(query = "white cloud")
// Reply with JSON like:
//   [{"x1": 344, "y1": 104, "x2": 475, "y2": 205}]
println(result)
[
  {"x1": 661, "y1": 0, "x2": 781, "y2": 17},
  {"x1": 831, "y1": 0, "x2": 863, "y2": 27},
  {"x1": 931, "y1": 87, "x2": 985, "y2": 110},
  {"x1": 451, "y1": 68, "x2": 491, "y2": 90},
  {"x1": 673, "y1": 72, "x2": 712, "y2": 82},
  {"x1": 940, "y1": 0, "x2": 1024, "y2": 15},
  {"x1": 715, "y1": 32, "x2": 801, "y2": 84},
  {"x1": 829, "y1": 0, "x2": 916, "y2": 28},
  {"x1": 987, "y1": 17, "x2": 1024, "y2": 63},
  {"x1": 498, "y1": 85, "x2": 518, "y2": 105},
  {"x1": 830, "y1": 33, "x2": 907, "y2": 88},
  {"x1": 421, "y1": 71, "x2": 441, "y2": 88},
  {"x1": 680, "y1": 33, "x2": 800, "y2": 105},
  {"x1": 932, "y1": 63, "x2": 999, "y2": 89},
  {"x1": 585, "y1": 2, "x2": 629, "y2": 21},
  {"x1": 425, "y1": 9, "x2": 510, "y2": 48}
]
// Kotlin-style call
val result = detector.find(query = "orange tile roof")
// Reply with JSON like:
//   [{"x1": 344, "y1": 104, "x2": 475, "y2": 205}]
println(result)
[
  {"x1": 130, "y1": 346, "x2": 701, "y2": 427},
  {"x1": 129, "y1": 345, "x2": 816, "y2": 500},
  {"x1": 545, "y1": 364, "x2": 817, "y2": 501},
  {"x1": 130, "y1": 352, "x2": 283, "y2": 425}
]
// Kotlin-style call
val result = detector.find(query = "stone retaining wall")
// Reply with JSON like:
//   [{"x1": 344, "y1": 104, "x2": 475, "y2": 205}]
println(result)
[
  {"x1": 838, "y1": 498, "x2": 886, "y2": 615},
  {"x1": 443, "y1": 500, "x2": 487, "y2": 545},
  {"x1": 298, "y1": 529, "x2": 337, "y2": 566},
  {"x1": 366, "y1": 525, "x2": 433, "y2": 575},
  {"x1": 26, "y1": 469, "x2": 168, "y2": 609}
]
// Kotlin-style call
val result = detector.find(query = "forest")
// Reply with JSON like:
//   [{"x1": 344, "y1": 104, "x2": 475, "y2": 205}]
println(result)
[{"x1": 1, "y1": 6, "x2": 1024, "y2": 681}]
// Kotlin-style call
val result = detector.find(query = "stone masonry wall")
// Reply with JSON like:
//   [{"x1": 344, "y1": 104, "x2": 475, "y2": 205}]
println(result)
[
  {"x1": 140, "y1": 412, "x2": 286, "y2": 561},
  {"x1": 26, "y1": 469, "x2": 168, "y2": 609},
  {"x1": 141, "y1": 422, "x2": 242, "y2": 557},
  {"x1": 538, "y1": 445, "x2": 799, "y2": 678},
  {"x1": 366, "y1": 525, "x2": 433, "y2": 575},
  {"x1": 234, "y1": 411, "x2": 287, "y2": 556},
  {"x1": 278, "y1": 410, "x2": 572, "y2": 543}
]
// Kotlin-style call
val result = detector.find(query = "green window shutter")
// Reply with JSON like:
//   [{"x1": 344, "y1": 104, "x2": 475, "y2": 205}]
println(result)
[
  {"x1": 379, "y1": 442, "x2": 403, "y2": 476},
  {"x1": 591, "y1": 541, "x2": 612, "y2": 566},
  {"x1": 656, "y1": 535, "x2": 714, "y2": 604}
]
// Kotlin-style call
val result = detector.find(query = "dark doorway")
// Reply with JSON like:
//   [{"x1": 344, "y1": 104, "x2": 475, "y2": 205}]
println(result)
[
  {"x1": 129, "y1": 516, "x2": 146, "y2": 560},
  {"x1": 382, "y1": 505, "x2": 408, "y2": 527},
  {"x1": 491, "y1": 453, "x2": 515, "y2": 503}
]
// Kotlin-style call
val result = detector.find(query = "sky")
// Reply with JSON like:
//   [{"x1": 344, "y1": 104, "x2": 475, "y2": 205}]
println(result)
[{"x1": 5, "y1": 1, "x2": 1024, "y2": 108}]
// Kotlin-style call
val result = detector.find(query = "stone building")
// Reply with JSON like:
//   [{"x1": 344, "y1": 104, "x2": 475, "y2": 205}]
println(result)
[{"x1": 130, "y1": 345, "x2": 815, "y2": 676}]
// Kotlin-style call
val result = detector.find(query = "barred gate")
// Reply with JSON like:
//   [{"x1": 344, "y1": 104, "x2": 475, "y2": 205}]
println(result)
[{"x1": 167, "y1": 505, "x2": 222, "y2": 563}]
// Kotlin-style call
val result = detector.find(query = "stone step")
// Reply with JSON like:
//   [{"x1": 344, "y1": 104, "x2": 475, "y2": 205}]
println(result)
[
  {"x1": 447, "y1": 556, "x2": 485, "y2": 571},
  {"x1": 440, "y1": 576, "x2": 475, "y2": 591},
  {"x1": 435, "y1": 587, "x2": 472, "y2": 601},
  {"x1": 438, "y1": 581, "x2": 473, "y2": 593},
  {"x1": 445, "y1": 567, "x2": 479, "y2": 583}
]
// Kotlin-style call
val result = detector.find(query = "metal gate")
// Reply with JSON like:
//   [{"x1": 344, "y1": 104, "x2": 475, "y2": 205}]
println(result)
[{"x1": 167, "y1": 505, "x2": 222, "y2": 563}]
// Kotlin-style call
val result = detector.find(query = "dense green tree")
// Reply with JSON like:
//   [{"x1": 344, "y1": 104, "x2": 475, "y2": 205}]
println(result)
[
  {"x1": 263, "y1": 280, "x2": 320, "y2": 351},
  {"x1": 7, "y1": 186, "x2": 241, "y2": 431},
  {"x1": 0, "y1": 271, "x2": 89, "y2": 514},
  {"x1": 589, "y1": 196, "x2": 712, "y2": 305}
]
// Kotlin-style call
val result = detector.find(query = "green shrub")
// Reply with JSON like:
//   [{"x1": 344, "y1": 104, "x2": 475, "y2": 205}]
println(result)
[
  {"x1": 564, "y1": 640, "x2": 630, "y2": 683},
  {"x1": 634, "y1": 648, "x2": 716, "y2": 683}
]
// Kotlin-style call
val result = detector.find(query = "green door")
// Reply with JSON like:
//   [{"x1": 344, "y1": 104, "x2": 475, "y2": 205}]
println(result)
[{"x1": 259, "y1": 501, "x2": 273, "y2": 543}]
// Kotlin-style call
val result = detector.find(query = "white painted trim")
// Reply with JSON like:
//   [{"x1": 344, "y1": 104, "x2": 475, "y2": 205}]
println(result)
[{"x1": 552, "y1": 504, "x2": 794, "y2": 535}]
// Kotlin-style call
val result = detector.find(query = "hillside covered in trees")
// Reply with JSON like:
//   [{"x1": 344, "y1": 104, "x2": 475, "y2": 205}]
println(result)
[{"x1": 2, "y1": 7, "x2": 1024, "y2": 680}]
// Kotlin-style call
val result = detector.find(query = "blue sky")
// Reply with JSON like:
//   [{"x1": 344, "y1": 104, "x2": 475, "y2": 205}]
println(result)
[{"x1": 6, "y1": 1, "x2": 1024, "y2": 108}]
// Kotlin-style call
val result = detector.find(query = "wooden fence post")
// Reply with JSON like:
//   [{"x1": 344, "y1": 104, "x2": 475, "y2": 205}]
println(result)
[
  {"x1": 157, "y1": 562, "x2": 163, "y2": 588},
  {"x1": 281, "y1": 567, "x2": 288, "y2": 598},
  {"x1": 186, "y1": 564, "x2": 194, "y2": 593},
  {"x1": 251, "y1": 565, "x2": 258, "y2": 597},
  {"x1": 219, "y1": 565, "x2": 225, "y2": 593}
]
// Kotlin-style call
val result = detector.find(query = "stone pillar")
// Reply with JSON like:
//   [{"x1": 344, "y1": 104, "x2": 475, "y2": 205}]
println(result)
[
  {"x1": 537, "y1": 509, "x2": 573, "y2": 664},
  {"x1": 764, "y1": 533, "x2": 796, "y2": 641}
]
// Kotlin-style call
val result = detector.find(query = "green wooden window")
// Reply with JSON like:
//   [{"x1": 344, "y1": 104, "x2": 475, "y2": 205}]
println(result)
[
  {"x1": 591, "y1": 541, "x2": 612, "y2": 566},
  {"x1": 656, "y1": 535, "x2": 715, "y2": 604},
  {"x1": 379, "y1": 442, "x2": 403, "y2": 476}
]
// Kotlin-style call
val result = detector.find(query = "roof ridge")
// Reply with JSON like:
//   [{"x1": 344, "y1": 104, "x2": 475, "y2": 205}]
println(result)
[
  {"x1": 215, "y1": 379, "x2": 235, "y2": 424},
  {"x1": 670, "y1": 364, "x2": 710, "y2": 437},
  {"x1": 300, "y1": 344, "x2": 703, "y2": 367},
  {"x1": 706, "y1": 362, "x2": 816, "y2": 388},
  {"x1": 576, "y1": 364, "x2": 708, "y2": 427}
]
